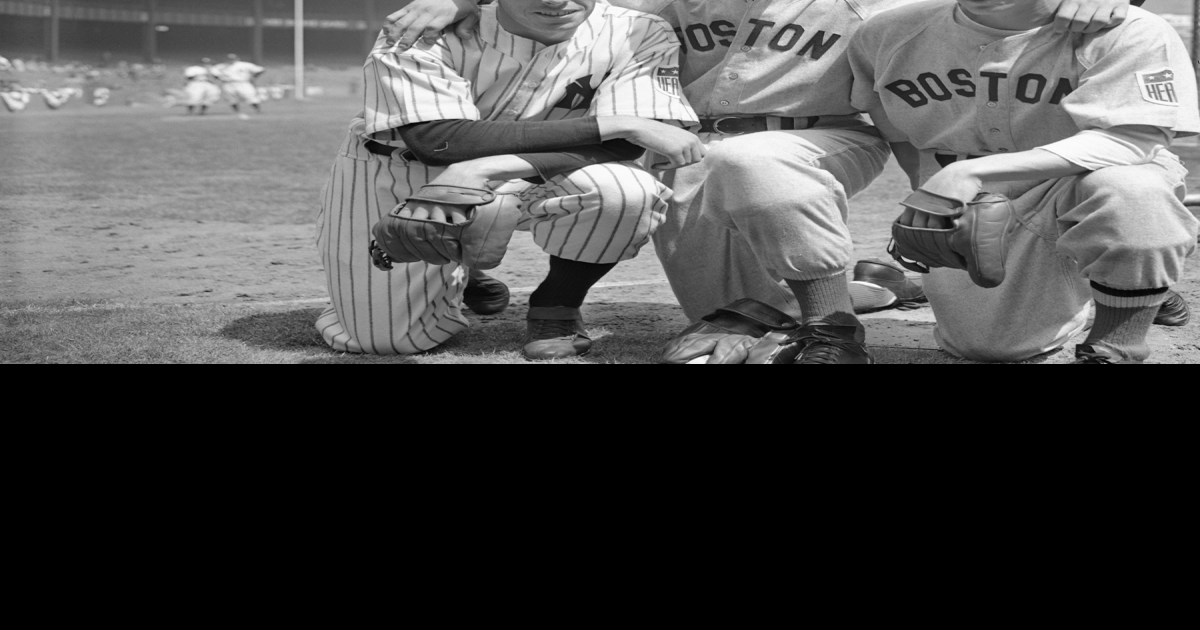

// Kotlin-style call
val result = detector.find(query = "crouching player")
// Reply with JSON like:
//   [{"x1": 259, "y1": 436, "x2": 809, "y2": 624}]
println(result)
[
  {"x1": 849, "y1": 0, "x2": 1198, "y2": 363},
  {"x1": 316, "y1": 0, "x2": 701, "y2": 359}
]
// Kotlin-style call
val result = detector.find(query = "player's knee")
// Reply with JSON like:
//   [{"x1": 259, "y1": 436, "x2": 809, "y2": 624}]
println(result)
[
  {"x1": 705, "y1": 136, "x2": 772, "y2": 178},
  {"x1": 582, "y1": 163, "x2": 665, "y2": 218},
  {"x1": 1077, "y1": 166, "x2": 1175, "y2": 206},
  {"x1": 1075, "y1": 168, "x2": 1198, "y2": 255}
]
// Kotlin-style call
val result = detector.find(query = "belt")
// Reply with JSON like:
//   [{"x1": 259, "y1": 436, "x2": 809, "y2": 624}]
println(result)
[
  {"x1": 698, "y1": 116, "x2": 819, "y2": 135},
  {"x1": 365, "y1": 140, "x2": 416, "y2": 161}
]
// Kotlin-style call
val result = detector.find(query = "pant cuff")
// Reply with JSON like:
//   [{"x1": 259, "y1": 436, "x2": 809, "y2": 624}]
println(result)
[{"x1": 781, "y1": 268, "x2": 851, "y2": 282}]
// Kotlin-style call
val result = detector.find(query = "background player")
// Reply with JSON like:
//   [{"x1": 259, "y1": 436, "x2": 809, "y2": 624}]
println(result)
[
  {"x1": 183, "y1": 58, "x2": 222, "y2": 116},
  {"x1": 317, "y1": 0, "x2": 701, "y2": 359},
  {"x1": 214, "y1": 54, "x2": 265, "y2": 119},
  {"x1": 849, "y1": 0, "x2": 1197, "y2": 363}
]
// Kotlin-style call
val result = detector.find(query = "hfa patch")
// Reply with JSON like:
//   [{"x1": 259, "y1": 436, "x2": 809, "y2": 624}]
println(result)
[
  {"x1": 1136, "y1": 68, "x2": 1178, "y2": 107},
  {"x1": 655, "y1": 67, "x2": 682, "y2": 98}
]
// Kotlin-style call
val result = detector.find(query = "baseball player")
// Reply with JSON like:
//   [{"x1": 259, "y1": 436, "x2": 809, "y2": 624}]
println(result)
[
  {"x1": 183, "y1": 58, "x2": 222, "y2": 115},
  {"x1": 214, "y1": 54, "x2": 265, "y2": 117},
  {"x1": 849, "y1": 0, "x2": 1197, "y2": 363},
  {"x1": 393, "y1": 0, "x2": 1136, "y2": 364},
  {"x1": 317, "y1": 0, "x2": 701, "y2": 358}
]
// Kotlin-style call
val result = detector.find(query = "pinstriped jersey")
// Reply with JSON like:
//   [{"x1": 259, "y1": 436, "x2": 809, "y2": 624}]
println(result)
[
  {"x1": 848, "y1": 3, "x2": 1200, "y2": 157},
  {"x1": 341, "y1": 2, "x2": 697, "y2": 159},
  {"x1": 610, "y1": 0, "x2": 917, "y2": 118}
]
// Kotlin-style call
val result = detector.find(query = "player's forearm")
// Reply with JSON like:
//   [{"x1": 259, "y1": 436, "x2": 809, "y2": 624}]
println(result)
[
  {"x1": 517, "y1": 141, "x2": 647, "y2": 183},
  {"x1": 440, "y1": 155, "x2": 540, "y2": 183},
  {"x1": 958, "y1": 150, "x2": 1088, "y2": 183},
  {"x1": 397, "y1": 118, "x2": 602, "y2": 166},
  {"x1": 1037, "y1": 126, "x2": 1170, "y2": 170}
]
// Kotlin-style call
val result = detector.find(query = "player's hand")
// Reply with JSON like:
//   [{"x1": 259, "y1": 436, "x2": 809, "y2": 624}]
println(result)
[
  {"x1": 396, "y1": 200, "x2": 471, "y2": 225},
  {"x1": 901, "y1": 163, "x2": 983, "y2": 229},
  {"x1": 598, "y1": 116, "x2": 705, "y2": 170},
  {"x1": 387, "y1": 0, "x2": 481, "y2": 50},
  {"x1": 1052, "y1": 0, "x2": 1130, "y2": 34}
]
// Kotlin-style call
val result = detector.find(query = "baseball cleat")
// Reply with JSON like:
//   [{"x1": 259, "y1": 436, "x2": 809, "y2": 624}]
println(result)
[
  {"x1": 462, "y1": 272, "x2": 510, "y2": 315},
  {"x1": 523, "y1": 306, "x2": 592, "y2": 360},
  {"x1": 849, "y1": 258, "x2": 927, "y2": 314},
  {"x1": 1154, "y1": 291, "x2": 1190, "y2": 327},
  {"x1": 754, "y1": 323, "x2": 874, "y2": 364},
  {"x1": 1073, "y1": 344, "x2": 1143, "y2": 364}
]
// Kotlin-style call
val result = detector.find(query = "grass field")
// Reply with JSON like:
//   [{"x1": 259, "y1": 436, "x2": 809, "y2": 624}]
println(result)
[{"x1": 2, "y1": 94, "x2": 1198, "y2": 364}]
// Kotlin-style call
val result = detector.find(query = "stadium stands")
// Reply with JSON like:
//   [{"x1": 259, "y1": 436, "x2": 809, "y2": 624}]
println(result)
[{"x1": 0, "y1": 0, "x2": 391, "y2": 64}]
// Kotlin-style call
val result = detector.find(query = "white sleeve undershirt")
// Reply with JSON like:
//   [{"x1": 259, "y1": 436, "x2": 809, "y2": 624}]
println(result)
[{"x1": 1036, "y1": 126, "x2": 1174, "y2": 170}]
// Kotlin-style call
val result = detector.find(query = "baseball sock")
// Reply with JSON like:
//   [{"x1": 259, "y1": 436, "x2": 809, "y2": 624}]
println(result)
[
  {"x1": 1085, "y1": 282, "x2": 1169, "y2": 361},
  {"x1": 529, "y1": 256, "x2": 616, "y2": 308},
  {"x1": 785, "y1": 273, "x2": 864, "y2": 341}
]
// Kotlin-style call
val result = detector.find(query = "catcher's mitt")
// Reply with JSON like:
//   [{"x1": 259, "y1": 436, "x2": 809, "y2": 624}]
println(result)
[
  {"x1": 887, "y1": 189, "x2": 1015, "y2": 289},
  {"x1": 661, "y1": 299, "x2": 800, "y2": 364},
  {"x1": 370, "y1": 184, "x2": 518, "y2": 271}
]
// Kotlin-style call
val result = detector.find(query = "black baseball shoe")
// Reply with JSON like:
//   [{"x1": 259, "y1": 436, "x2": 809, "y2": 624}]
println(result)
[
  {"x1": 771, "y1": 323, "x2": 874, "y2": 365},
  {"x1": 462, "y1": 272, "x2": 510, "y2": 315},
  {"x1": 1154, "y1": 291, "x2": 1190, "y2": 327},
  {"x1": 1073, "y1": 344, "x2": 1143, "y2": 364},
  {"x1": 523, "y1": 306, "x2": 592, "y2": 360},
  {"x1": 849, "y1": 258, "x2": 928, "y2": 314}
]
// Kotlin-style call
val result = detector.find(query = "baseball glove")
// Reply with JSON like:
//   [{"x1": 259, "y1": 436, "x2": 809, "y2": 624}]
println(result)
[
  {"x1": 661, "y1": 299, "x2": 800, "y2": 364},
  {"x1": 887, "y1": 189, "x2": 1015, "y2": 289},
  {"x1": 370, "y1": 184, "x2": 518, "y2": 271}
]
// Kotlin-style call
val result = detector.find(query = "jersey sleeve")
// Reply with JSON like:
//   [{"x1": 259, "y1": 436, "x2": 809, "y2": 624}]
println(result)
[
  {"x1": 590, "y1": 15, "x2": 698, "y2": 123},
  {"x1": 1063, "y1": 13, "x2": 1200, "y2": 136},
  {"x1": 847, "y1": 21, "x2": 911, "y2": 143},
  {"x1": 361, "y1": 43, "x2": 482, "y2": 139}
]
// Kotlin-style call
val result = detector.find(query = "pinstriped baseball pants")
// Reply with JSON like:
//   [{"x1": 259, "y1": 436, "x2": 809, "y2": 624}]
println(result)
[{"x1": 315, "y1": 151, "x2": 671, "y2": 355}]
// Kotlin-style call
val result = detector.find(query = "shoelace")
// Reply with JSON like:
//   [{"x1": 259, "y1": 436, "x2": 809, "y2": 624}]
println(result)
[
  {"x1": 530, "y1": 318, "x2": 579, "y2": 340},
  {"x1": 791, "y1": 331, "x2": 865, "y2": 365}
]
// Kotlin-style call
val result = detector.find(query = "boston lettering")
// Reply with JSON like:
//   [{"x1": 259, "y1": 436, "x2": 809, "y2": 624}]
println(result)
[
  {"x1": 885, "y1": 69, "x2": 1075, "y2": 108},
  {"x1": 674, "y1": 19, "x2": 843, "y2": 61}
]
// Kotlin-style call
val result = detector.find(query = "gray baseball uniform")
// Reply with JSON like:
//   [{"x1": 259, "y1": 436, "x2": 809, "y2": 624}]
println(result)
[
  {"x1": 849, "y1": 3, "x2": 1199, "y2": 360},
  {"x1": 612, "y1": 0, "x2": 912, "y2": 321}
]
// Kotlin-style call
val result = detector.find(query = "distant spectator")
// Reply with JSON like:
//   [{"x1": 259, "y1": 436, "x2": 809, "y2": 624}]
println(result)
[
  {"x1": 40, "y1": 88, "x2": 71, "y2": 110},
  {"x1": 1, "y1": 83, "x2": 31, "y2": 113},
  {"x1": 0, "y1": 56, "x2": 11, "y2": 72}
]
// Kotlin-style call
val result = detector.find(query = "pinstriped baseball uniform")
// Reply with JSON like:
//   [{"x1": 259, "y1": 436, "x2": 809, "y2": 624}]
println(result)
[{"x1": 316, "y1": 2, "x2": 698, "y2": 355}]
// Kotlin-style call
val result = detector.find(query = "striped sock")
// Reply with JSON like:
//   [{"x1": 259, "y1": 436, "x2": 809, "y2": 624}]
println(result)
[
  {"x1": 1086, "y1": 282, "x2": 1169, "y2": 361},
  {"x1": 785, "y1": 273, "x2": 863, "y2": 339}
]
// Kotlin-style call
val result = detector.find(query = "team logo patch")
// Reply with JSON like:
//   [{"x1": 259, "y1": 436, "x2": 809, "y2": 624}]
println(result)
[
  {"x1": 655, "y1": 67, "x2": 682, "y2": 98},
  {"x1": 553, "y1": 75, "x2": 600, "y2": 111},
  {"x1": 1136, "y1": 68, "x2": 1179, "y2": 107}
]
